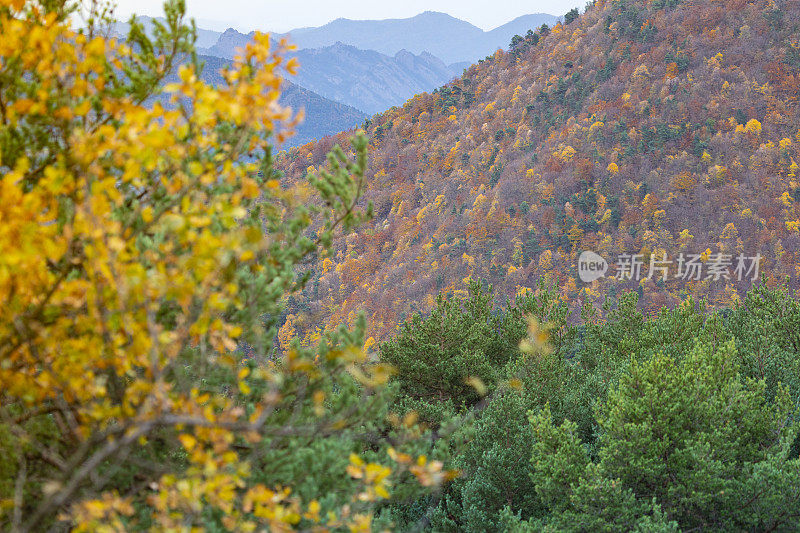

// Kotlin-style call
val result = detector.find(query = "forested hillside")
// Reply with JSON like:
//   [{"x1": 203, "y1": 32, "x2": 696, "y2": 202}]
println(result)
[
  {"x1": 278, "y1": 0, "x2": 800, "y2": 343},
  {"x1": 373, "y1": 280, "x2": 800, "y2": 531},
  {"x1": 3, "y1": 0, "x2": 800, "y2": 530}
]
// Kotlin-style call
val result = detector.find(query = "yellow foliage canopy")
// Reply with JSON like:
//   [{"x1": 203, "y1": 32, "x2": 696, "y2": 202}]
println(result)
[{"x1": 0, "y1": 1, "x2": 442, "y2": 529}]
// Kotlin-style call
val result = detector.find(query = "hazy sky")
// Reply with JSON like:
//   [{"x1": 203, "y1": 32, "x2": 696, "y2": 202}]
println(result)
[{"x1": 112, "y1": 0, "x2": 585, "y2": 33}]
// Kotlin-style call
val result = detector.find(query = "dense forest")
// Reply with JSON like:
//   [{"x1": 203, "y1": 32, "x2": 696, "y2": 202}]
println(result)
[
  {"x1": 371, "y1": 280, "x2": 800, "y2": 531},
  {"x1": 1, "y1": 0, "x2": 800, "y2": 531},
  {"x1": 278, "y1": 0, "x2": 800, "y2": 345}
]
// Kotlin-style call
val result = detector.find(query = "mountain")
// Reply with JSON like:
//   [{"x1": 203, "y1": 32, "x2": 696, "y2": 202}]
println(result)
[
  {"x1": 199, "y1": 27, "x2": 253, "y2": 58},
  {"x1": 279, "y1": 11, "x2": 559, "y2": 64},
  {"x1": 200, "y1": 29, "x2": 460, "y2": 114},
  {"x1": 112, "y1": 16, "x2": 222, "y2": 48},
  {"x1": 281, "y1": 11, "x2": 482, "y2": 64},
  {"x1": 276, "y1": 0, "x2": 800, "y2": 342},
  {"x1": 278, "y1": 78, "x2": 367, "y2": 146},
  {"x1": 120, "y1": 11, "x2": 559, "y2": 66},
  {"x1": 290, "y1": 44, "x2": 458, "y2": 114},
  {"x1": 173, "y1": 55, "x2": 366, "y2": 147},
  {"x1": 485, "y1": 14, "x2": 558, "y2": 46}
]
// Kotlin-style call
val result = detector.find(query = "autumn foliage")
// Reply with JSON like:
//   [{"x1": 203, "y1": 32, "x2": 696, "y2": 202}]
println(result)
[
  {"x1": 279, "y1": 0, "x2": 800, "y2": 342},
  {"x1": 0, "y1": 0, "x2": 444, "y2": 530}
]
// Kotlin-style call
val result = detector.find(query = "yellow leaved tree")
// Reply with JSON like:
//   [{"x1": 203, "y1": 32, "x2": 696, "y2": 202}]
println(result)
[{"x1": 0, "y1": 0, "x2": 444, "y2": 530}]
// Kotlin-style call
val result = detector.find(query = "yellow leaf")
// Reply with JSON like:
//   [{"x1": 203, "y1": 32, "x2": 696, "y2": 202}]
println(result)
[
  {"x1": 465, "y1": 376, "x2": 487, "y2": 396},
  {"x1": 178, "y1": 433, "x2": 197, "y2": 451}
]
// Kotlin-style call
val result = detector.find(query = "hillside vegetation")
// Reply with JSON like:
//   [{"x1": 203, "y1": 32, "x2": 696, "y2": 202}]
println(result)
[
  {"x1": 3, "y1": 0, "x2": 800, "y2": 530},
  {"x1": 374, "y1": 281, "x2": 800, "y2": 531},
  {"x1": 279, "y1": 0, "x2": 800, "y2": 343}
]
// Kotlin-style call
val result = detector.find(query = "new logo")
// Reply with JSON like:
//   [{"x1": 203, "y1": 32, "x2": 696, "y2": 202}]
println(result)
[{"x1": 578, "y1": 251, "x2": 608, "y2": 283}]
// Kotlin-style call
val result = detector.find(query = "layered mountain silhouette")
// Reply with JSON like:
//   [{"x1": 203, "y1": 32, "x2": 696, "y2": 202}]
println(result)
[
  {"x1": 111, "y1": 16, "x2": 222, "y2": 48},
  {"x1": 278, "y1": 11, "x2": 558, "y2": 64},
  {"x1": 165, "y1": 54, "x2": 367, "y2": 148},
  {"x1": 199, "y1": 28, "x2": 461, "y2": 114},
  {"x1": 199, "y1": 27, "x2": 248, "y2": 58},
  {"x1": 121, "y1": 11, "x2": 561, "y2": 145},
  {"x1": 197, "y1": 12, "x2": 560, "y2": 113},
  {"x1": 288, "y1": 44, "x2": 460, "y2": 115}
]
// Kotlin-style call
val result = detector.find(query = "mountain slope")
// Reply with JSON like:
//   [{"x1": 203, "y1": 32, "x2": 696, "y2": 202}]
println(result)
[
  {"x1": 279, "y1": 11, "x2": 559, "y2": 64},
  {"x1": 277, "y1": 0, "x2": 800, "y2": 342},
  {"x1": 279, "y1": 80, "x2": 367, "y2": 146}
]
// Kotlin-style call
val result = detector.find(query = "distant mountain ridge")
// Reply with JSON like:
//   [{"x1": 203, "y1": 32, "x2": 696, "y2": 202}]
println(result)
[
  {"x1": 289, "y1": 44, "x2": 459, "y2": 115},
  {"x1": 192, "y1": 55, "x2": 366, "y2": 147},
  {"x1": 199, "y1": 29, "x2": 462, "y2": 114},
  {"x1": 111, "y1": 16, "x2": 222, "y2": 48},
  {"x1": 110, "y1": 20, "x2": 366, "y2": 146},
  {"x1": 115, "y1": 11, "x2": 561, "y2": 142},
  {"x1": 278, "y1": 11, "x2": 559, "y2": 64},
  {"x1": 199, "y1": 27, "x2": 251, "y2": 59},
  {"x1": 135, "y1": 11, "x2": 559, "y2": 67}
]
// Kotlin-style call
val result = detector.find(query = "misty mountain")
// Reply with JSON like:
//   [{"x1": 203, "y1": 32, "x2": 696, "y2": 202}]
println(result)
[
  {"x1": 278, "y1": 11, "x2": 559, "y2": 64},
  {"x1": 109, "y1": 23, "x2": 365, "y2": 146},
  {"x1": 485, "y1": 13, "x2": 559, "y2": 48},
  {"x1": 111, "y1": 16, "x2": 222, "y2": 48},
  {"x1": 116, "y1": 11, "x2": 559, "y2": 66},
  {"x1": 277, "y1": 79, "x2": 367, "y2": 147},
  {"x1": 289, "y1": 44, "x2": 459, "y2": 115},
  {"x1": 170, "y1": 55, "x2": 366, "y2": 148},
  {"x1": 200, "y1": 29, "x2": 461, "y2": 114},
  {"x1": 199, "y1": 27, "x2": 252, "y2": 59}
]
